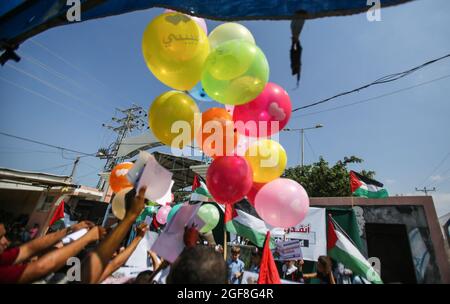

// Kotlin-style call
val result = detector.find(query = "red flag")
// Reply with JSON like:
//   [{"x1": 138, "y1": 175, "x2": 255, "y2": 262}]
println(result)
[
  {"x1": 49, "y1": 200, "x2": 65, "y2": 226},
  {"x1": 327, "y1": 215, "x2": 338, "y2": 251},
  {"x1": 224, "y1": 204, "x2": 238, "y2": 224},
  {"x1": 257, "y1": 231, "x2": 281, "y2": 284},
  {"x1": 192, "y1": 175, "x2": 201, "y2": 191},
  {"x1": 349, "y1": 171, "x2": 363, "y2": 193}
]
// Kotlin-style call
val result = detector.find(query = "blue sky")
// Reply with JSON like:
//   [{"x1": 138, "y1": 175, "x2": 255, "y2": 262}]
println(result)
[{"x1": 1, "y1": 0, "x2": 449, "y2": 215}]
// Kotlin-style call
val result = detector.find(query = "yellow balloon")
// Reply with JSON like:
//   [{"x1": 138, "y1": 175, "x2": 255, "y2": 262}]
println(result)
[
  {"x1": 149, "y1": 91, "x2": 200, "y2": 148},
  {"x1": 142, "y1": 13, "x2": 210, "y2": 90},
  {"x1": 244, "y1": 139, "x2": 287, "y2": 183}
]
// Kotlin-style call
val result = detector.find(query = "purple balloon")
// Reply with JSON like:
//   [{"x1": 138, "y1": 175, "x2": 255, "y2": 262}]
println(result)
[{"x1": 255, "y1": 178, "x2": 309, "y2": 228}]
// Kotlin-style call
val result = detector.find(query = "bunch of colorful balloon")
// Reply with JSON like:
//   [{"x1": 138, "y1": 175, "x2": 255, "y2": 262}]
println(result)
[{"x1": 141, "y1": 10, "x2": 310, "y2": 229}]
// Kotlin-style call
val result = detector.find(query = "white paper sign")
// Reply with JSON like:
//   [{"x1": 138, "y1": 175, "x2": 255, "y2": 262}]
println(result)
[
  {"x1": 151, "y1": 203, "x2": 203, "y2": 263},
  {"x1": 61, "y1": 228, "x2": 88, "y2": 245},
  {"x1": 272, "y1": 240, "x2": 303, "y2": 261},
  {"x1": 127, "y1": 151, "x2": 152, "y2": 185},
  {"x1": 271, "y1": 207, "x2": 326, "y2": 261},
  {"x1": 137, "y1": 154, "x2": 173, "y2": 202},
  {"x1": 155, "y1": 180, "x2": 174, "y2": 205}
]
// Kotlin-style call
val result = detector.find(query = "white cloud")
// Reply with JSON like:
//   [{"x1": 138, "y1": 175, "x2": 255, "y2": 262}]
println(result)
[
  {"x1": 385, "y1": 179, "x2": 396, "y2": 185},
  {"x1": 430, "y1": 175, "x2": 443, "y2": 182},
  {"x1": 432, "y1": 193, "x2": 450, "y2": 217}
]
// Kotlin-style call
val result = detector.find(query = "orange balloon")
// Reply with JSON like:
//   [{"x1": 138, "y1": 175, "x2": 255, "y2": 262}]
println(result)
[
  {"x1": 110, "y1": 162, "x2": 133, "y2": 193},
  {"x1": 197, "y1": 108, "x2": 238, "y2": 158}
]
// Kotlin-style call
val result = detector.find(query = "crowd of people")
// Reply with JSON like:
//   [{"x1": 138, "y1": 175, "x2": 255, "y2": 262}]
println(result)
[{"x1": 1, "y1": 186, "x2": 363, "y2": 284}]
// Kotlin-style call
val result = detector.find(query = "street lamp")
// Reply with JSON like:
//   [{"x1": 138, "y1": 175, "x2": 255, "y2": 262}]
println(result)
[{"x1": 283, "y1": 124, "x2": 324, "y2": 167}]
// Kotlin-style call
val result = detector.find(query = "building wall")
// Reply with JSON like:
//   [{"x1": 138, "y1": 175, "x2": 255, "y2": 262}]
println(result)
[
  {"x1": 355, "y1": 205, "x2": 440, "y2": 283},
  {"x1": 0, "y1": 189, "x2": 43, "y2": 218},
  {"x1": 310, "y1": 196, "x2": 450, "y2": 284}
]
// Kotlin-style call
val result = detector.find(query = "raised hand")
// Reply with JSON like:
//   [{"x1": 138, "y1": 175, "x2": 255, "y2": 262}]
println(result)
[
  {"x1": 86, "y1": 226, "x2": 107, "y2": 242},
  {"x1": 128, "y1": 187, "x2": 147, "y2": 218},
  {"x1": 136, "y1": 223, "x2": 149, "y2": 238},
  {"x1": 71, "y1": 220, "x2": 95, "y2": 232}
]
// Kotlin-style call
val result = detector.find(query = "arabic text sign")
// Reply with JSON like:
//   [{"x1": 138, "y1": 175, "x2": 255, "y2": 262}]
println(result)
[
  {"x1": 271, "y1": 207, "x2": 326, "y2": 261},
  {"x1": 272, "y1": 240, "x2": 303, "y2": 261}
]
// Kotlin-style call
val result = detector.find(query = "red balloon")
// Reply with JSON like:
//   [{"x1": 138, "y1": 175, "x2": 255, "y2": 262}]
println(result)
[
  {"x1": 246, "y1": 182, "x2": 266, "y2": 206},
  {"x1": 206, "y1": 156, "x2": 253, "y2": 205}
]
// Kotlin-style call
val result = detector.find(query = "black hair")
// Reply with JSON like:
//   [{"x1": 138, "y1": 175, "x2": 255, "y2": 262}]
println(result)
[
  {"x1": 318, "y1": 255, "x2": 333, "y2": 273},
  {"x1": 134, "y1": 270, "x2": 154, "y2": 284},
  {"x1": 167, "y1": 246, "x2": 227, "y2": 284}
]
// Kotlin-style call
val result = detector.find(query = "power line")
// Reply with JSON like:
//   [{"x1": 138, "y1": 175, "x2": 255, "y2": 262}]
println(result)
[
  {"x1": 291, "y1": 74, "x2": 450, "y2": 119},
  {"x1": 418, "y1": 152, "x2": 450, "y2": 187},
  {"x1": 291, "y1": 53, "x2": 450, "y2": 112},
  {"x1": 35, "y1": 162, "x2": 73, "y2": 172},
  {"x1": 0, "y1": 131, "x2": 95, "y2": 157},
  {"x1": 415, "y1": 187, "x2": 436, "y2": 196},
  {"x1": 20, "y1": 52, "x2": 124, "y2": 109},
  {"x1": 6, "y1": 63, "x2": 110, "y2": 116},
  {"x1": 75, "y1": 168, "x2": 101, "y2": 181},
  {"x1": 21, "y1": 53, "x2": 86, "y2": 91},
  {"x1": 431, "y1": 167, "x2": 450, "y2": 186},
  {"x1": 0, "y1": 147, "x2": 61, "y2": 154},
  {"x1": 29, "y1": 39, "x2": 130, "y2": 107},
  {"x1": 0, "y1": 76, "x2": 101, "y2": 122},
  {"x1": 304, "y1": 133, "x2": 318, "y2": 161}
]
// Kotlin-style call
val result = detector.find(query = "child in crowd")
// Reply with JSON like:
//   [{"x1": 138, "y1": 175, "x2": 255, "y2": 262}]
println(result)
[
  {"x1": 249, "y1": 247, "x2": 262, "y2": 273},
  {"x1": 226, "y1": 246, "x2": 245, "y2": 284},
  {"x1": 303, "y1": 255, "x2": 336, "y2": 284}
]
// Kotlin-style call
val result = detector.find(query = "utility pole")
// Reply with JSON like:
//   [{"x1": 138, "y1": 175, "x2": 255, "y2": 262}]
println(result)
[
  {"x1": 69, "y1": 156, "x2": 80, "y2": 182},
  {"x1": 96, "y1": 104, "x2": 148, "y2": 190},
  {"x1": 284, "y1": 124, "x2": 324, "y2": 167},
  {"x1": 415, "y1": 187, "x2": 436, "y2": 196},
  {"x1": 301, "y1": 129, "x2": 304, "y2": 167}
]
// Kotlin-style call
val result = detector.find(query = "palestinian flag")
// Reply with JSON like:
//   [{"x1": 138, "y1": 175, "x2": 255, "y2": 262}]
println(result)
[
  {"x1": 49, "y1": 200, "x2": 65, "y2": 227},
  {"x1": 220, "y1": 202, "x2": 275, "y2": 248},
  {"x1": 190, "y1": 175, "x2": 213, "y2": 202},
  {"x1": 350, "y1": 171, "x2": 388, "y2": 198},
  {"x1": 327, "y1": 215, "x2": 382, "y2": 284}
]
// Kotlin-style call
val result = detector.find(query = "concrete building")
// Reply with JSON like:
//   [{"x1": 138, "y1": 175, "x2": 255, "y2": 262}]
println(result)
[
  {"x1": 0, "y1": 167, "x2": 103, "y2": 237},
  {"x1": 306, "y1": 197, "x2": 449, "y2": 284},
  {"x1": 191, "y1": 164, "x2": 450, "y2": 284}
]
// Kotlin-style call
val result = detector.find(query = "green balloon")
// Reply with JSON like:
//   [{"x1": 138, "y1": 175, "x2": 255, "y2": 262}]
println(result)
[
  {"x1": 167, "y1": 203, "x2": 183, "y2": 224},
  {"x1": 136, "y1": 206, "x2": 158, "y2": 223},
  {"x1": 197, "y1": 204, "x2": 220, "y2": 233},
  {"x1": 201, "y1": 39, "x2": 269, "y2": 105}
]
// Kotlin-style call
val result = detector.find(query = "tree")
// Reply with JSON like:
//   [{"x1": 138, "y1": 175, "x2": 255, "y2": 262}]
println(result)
[{"x1": 283, "y1": 156, "x2": 375, "y2": 197}]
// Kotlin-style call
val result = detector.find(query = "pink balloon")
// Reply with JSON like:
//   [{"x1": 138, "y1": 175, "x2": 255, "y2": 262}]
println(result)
[
  {"x1": 156, "y1": 205, "x2": 172, "y2": 225},
  {"x1": 255, "y1": 178, "x2": 309, "y2": 228},
  {"x1": 233, "y1": 83, "x2": 292, "y2": 138},
  {"x1": 206, "y1": 156, "x2": 253, "y2": 205},
  {"x1": 164, "y1": 9, "x2": 208, "y2": 34}
]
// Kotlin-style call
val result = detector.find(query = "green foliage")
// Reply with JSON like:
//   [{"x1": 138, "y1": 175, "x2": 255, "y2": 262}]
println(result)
[{"x1": 283, "y1": 156, "x2": 375, "y2": 197}]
